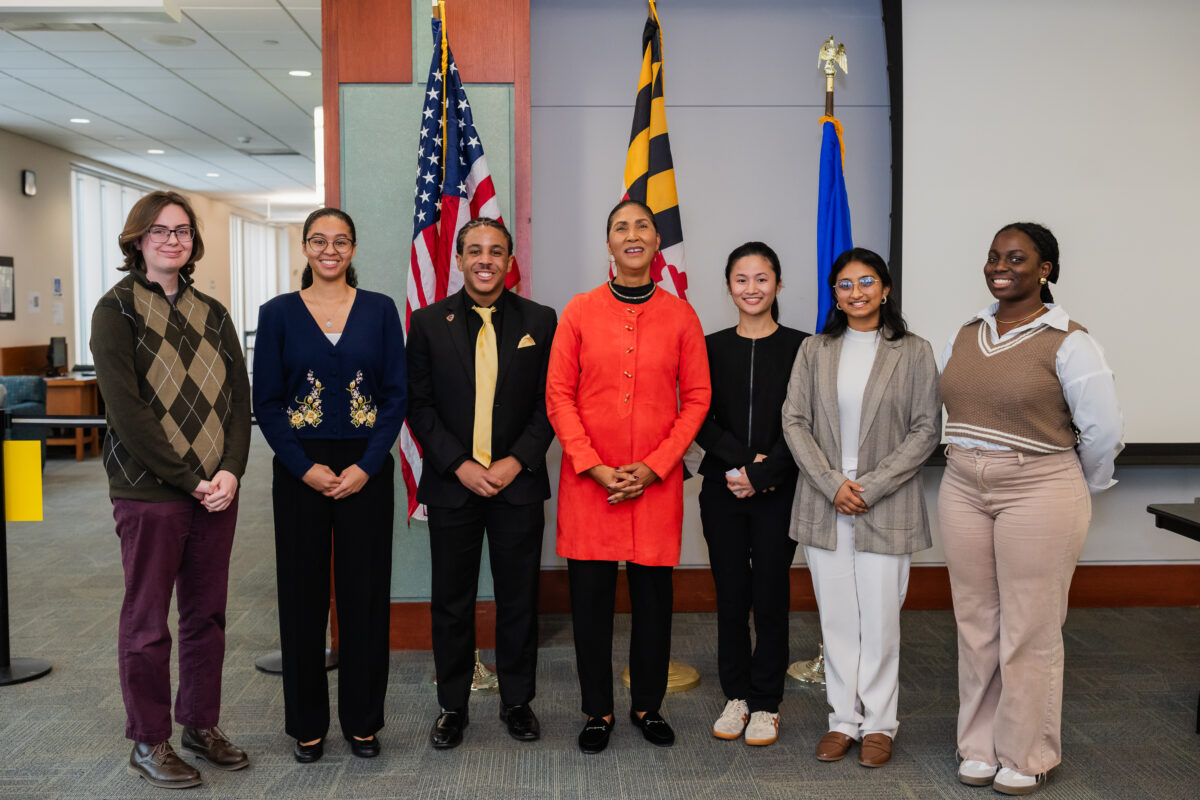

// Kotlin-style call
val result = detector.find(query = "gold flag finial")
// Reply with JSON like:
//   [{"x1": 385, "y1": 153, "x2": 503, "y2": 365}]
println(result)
[{"x1": 818, "y1": 36, "x2": 847, "y2": 116}]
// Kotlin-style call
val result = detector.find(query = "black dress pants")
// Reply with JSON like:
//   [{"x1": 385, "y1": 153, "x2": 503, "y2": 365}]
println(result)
[
  {"x1": 273, "y1": 439, "x2": 394, "y2": 741},
  {"x1": 567, "y1": 559, "x2": 673, "y2": 717},
  {"x1": 427, "y1": 496, "x2": 544, "y2": 711},
  {"x1": 699, "y1": 477, "x2": 797, "y2": 713}
]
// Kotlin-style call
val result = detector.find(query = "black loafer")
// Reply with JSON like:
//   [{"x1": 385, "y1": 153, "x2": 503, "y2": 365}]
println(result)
[
  {"x1": 630, "y1": 710, "x2": 675, "y2": 747},
  {"x1": 293, "y1": 739, "x2": 324, "y2": 763},
  {"x1": 499, "y1": 703, "x2": 541, "y2": 742},
  {"x1": 344, "y1": 734, "x2": 381, "y2": 758},
  {"x1": 578, "y1": 716, "x2": 613, "y2": 754},
  {"x1": 430, "y1": 710, "x2": 468, "y2": 750}
]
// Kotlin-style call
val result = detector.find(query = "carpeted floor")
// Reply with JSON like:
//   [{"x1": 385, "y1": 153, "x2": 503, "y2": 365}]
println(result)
[{"x1": 2, "y1": 433, "x2": 1198, "y2": 799}]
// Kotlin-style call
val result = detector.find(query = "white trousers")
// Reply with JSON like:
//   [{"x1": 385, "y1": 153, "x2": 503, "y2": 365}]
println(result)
[{"x1": 805, "y1": 502, "x2": 911, "y2": 739}]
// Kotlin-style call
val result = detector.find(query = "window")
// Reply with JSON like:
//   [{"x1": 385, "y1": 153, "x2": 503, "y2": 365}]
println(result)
[
  {"x1": 230, "y1": 215, "x2": 289, "y2": 380},
  {"x1": 71, "y1": 167, "x2": 151, "y2": 363}
]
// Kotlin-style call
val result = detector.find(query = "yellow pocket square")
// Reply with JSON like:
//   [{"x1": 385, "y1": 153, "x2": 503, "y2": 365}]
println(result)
[{"x1": 517, "y1": 334, "x2": 536, "y2": 348}]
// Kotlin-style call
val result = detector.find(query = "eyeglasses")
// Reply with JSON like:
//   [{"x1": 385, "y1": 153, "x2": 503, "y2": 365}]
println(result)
[
  {"x1": 834, "y1": 275, "x2": 880, "y2": 293},
  {"x1": 305, "y1": 236, "x2": 354, "y2": 253},
  {"x1": 146, "y1": 225, "x2": 195, "y2": 244}
]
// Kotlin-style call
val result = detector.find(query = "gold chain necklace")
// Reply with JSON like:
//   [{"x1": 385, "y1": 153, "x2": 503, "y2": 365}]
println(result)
[
  {"x1": 609, "y1": 280, "x2": 655, "y2": 302},
  {"x1": 996, "y1": 305, "x2": 1047, "y2": 326}
]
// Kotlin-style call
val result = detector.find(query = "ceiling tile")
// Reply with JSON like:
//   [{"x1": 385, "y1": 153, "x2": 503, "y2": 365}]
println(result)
[
  {"x1": 10, "y1": 30, "x2": 130, "y2": 53},
  {"x1": 0, "y1": 50, "x2": 71, "y2": 68},
  {"x1": 187, "y1": 8, "x2": 298, "y2": 33},
  {"x1": 289, "y1": 9, "x2": 320, "y2": 45},
  {"x1": 0, "y1": 31, "x2": 37, "y2": 52},
  {"x1": 56, "y1": 50, "x2": 161, "y2": 71}
]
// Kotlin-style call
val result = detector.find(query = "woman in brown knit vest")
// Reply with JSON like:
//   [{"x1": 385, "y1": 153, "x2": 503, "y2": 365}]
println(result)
[{"x1": 939, "y1": 222, "x2": 1123, "y2": 795}]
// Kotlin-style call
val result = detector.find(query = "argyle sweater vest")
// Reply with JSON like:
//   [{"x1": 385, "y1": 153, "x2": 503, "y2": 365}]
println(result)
[
  {"x1": 94, "y1": 274, "x2": 244, "y2": 499},
  {"x1": 941, "y1": 319, "x2": 1086, "y2": 454}
]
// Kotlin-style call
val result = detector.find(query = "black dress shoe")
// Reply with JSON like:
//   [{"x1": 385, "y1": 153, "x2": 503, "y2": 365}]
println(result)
[
  {"x1": 128, "y1": 742, "x2": 202, "y2": 789},
  {"x1": 630, "y1": 710, "x2": 675, "y2": 747},
  {"x1": 181, "y1": 725, "x2": 249, "y2": 771},
  {"x1": 578, "y1": 716, "x2": 614, "y2": 754},
  {"x1": 293, "y1": 739, "x2": 324, "y2": 763},
  {"x1": 344, "y1": 735, "x2": 381, "y2": 758},
  {"x1": 499, "y1": 703, "x2": 541, "y2": 742},
  {"x1": 430, "y1": 710, "x2": 468, "y2": 749}
]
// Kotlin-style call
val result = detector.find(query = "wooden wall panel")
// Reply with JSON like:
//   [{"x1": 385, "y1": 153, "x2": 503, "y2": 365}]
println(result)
[
  {"x1": 442, "y1": 0, "x2": 516, "y2": 83},
  {"x1": 334, "y1": 0, "x2": 412, "y2": 84}
]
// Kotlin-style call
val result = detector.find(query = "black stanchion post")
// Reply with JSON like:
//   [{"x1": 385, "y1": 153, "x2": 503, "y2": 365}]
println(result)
[{"x1": 0, "y1": 408, "x2": 53, "y2": 686}]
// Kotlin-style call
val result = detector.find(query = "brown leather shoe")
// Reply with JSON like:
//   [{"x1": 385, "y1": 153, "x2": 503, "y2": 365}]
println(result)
[
  {"x1": 815, "y1": 731, "x2": 855, "y2": 761},
  {"x1": 128, "y1": 741, "x2": 202, "y2": 789},
  {"x1": 181, "y1": 725, "x2": 249, "y2": 771},
  {"x1": 858, "y1": 733, "x2": 893, "y2": 767}
]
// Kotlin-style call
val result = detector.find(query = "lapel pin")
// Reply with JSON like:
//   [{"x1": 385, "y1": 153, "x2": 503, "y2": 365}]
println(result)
[{"x1": 446, "y1": 313, "x2": 455, "y2": 322}]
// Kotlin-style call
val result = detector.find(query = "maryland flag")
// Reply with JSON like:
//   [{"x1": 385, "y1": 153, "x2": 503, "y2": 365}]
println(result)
[{"x1": 621, "y1": 0, "x2": 687, "y2": 299}]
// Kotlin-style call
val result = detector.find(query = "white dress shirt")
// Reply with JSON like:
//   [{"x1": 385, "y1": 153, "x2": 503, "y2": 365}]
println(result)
[{"x1": 940, "y1": 304, "x2": 1123, "y2": 493}]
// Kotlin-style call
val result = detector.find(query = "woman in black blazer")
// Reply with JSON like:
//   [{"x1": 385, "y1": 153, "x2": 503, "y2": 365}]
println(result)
[{"x1": 696, "y1": 242, "x2": 808, "y2": 746}]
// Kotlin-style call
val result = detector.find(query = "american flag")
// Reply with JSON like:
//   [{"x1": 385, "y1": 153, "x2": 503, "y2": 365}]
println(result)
[
  {"x1": 401, "y1": 13, "x2": 520, "y2": 521},
  {"x1": 620, "y1": 0, "x2": 687, "y2": 299}
]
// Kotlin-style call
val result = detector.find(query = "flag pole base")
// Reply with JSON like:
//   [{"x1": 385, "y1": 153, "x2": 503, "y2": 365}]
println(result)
[
  {"x1": 620, "y1": 661, "x2": 700, "y2": 693},
  {"x1": 254, "y1": 649, "x2": 338, "y2": 675},
  {"x1": 433, "y1": 649, "x2": 499, "y2": 693},
  {"x1": 787, "y1": 642, "x2": 826, "y2": 685},
  {"x1": 0, "y1": 657, "x2": 52, "y2": 686}
]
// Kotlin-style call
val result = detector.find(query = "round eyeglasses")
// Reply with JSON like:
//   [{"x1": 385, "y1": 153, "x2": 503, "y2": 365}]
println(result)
[
  {"x1": 146, "y1": 225, "x2": 195, "y2": 244},
  {"x1": 305, "y1": 236, "x2": 354, "y2": 254},
  {"x1": 834, "y1": 275, "x2": 880, "y2": 293}
]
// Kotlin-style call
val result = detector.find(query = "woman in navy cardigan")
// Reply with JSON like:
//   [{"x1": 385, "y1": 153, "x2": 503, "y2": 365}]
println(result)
[{"x1": 253, "y1": 208, "x2": 406, "y2": 763}]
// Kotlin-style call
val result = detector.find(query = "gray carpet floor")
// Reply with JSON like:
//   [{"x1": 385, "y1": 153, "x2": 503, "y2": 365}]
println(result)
[{"x1": 2, "y1": 433, "x2": 1198, "y2": 799}]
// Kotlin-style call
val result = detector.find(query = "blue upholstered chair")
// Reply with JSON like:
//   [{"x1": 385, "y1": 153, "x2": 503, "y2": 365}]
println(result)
[{"x1": 0, "y1": 375, "x2": 48, "y2": 466}]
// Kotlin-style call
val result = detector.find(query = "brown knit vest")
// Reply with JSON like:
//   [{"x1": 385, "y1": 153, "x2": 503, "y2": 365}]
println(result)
[{"x1": 941, "y1": 319, "x2": 1086, "y2": 454}]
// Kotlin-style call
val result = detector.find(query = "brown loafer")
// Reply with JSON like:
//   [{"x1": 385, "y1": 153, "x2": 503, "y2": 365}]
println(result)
[
  {"x1": 181, "y1": 725, "x2": 249, "y2": 771},
  {"x1": 858, "y1": 732, "x2": 892, "y2": 767},
  {"x1": 816, "y1": 731, "x2": 855, "y2": 761}
]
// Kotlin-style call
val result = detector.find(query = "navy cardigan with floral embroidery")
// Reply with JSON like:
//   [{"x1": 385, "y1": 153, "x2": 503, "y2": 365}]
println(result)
[{"x1": 253, "y1": 289, "x2": 406, "y2": 480}]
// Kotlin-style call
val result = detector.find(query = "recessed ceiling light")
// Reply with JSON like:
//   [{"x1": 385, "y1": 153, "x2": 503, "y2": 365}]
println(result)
[
  {"x1": 205, "y1": 172, "x2": 220, "y2": 178},
  {"x1": 69, "y1": 118, "x2": 90, "y2": 124},
  {"x1": 147, "y1": 149, "x2": 164, "y2": 154},
  {"x1": 150, "y1": 34, "x2": 195, "y2": 47},
  {"x1": 288, "y1": 70, "x2": 312, "y2": 77},
  {"x1": 263, "y1": 39, "x2": 279, "y2": 46}
]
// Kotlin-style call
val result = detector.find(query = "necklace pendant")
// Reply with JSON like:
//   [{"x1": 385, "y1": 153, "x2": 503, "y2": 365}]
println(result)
[{"x1": 325, "y1": 319, "x2": 332, "y2": 328}]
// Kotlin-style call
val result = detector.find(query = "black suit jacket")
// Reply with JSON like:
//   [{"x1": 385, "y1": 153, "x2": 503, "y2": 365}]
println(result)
[{"x1": 406, "y1": 288, "x2": 558, "y2": 508}]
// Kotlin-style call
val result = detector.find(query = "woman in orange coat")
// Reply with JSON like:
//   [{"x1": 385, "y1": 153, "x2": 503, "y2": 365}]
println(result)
[{"x1": 546, "y1": 200, "x2": 711, "y2": 754}]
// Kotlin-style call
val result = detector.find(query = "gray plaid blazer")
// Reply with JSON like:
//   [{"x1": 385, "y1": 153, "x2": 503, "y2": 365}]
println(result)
[{"x1": 781, "y1": 330, "x2": 941, "y2": 555}]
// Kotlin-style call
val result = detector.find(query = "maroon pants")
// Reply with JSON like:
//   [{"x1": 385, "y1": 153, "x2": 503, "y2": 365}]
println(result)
[{"x1": 113, "y1": 495, "x2": 239, "y2": 743}]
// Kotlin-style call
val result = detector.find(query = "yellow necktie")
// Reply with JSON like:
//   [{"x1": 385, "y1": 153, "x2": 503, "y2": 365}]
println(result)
[{"x1": 472, "y1": 305, "x2": 497, "y2": 467}]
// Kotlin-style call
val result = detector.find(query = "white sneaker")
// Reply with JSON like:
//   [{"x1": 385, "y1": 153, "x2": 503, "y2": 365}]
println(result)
[
  {"x1": 744, "y1": 711, "x2": 779, "y2": 746},
  {"x1": 993, "y1": 767, "x2": 1045, "y2": 795},
  {"x1": 957, "y1": 759, "x2": 999, "y2": 786},
  {"x1": 711, "y1": 699, "x2": 749, "y2": 740}
]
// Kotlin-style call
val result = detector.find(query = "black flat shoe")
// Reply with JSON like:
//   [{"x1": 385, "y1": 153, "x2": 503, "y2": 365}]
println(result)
[
  {"x1": 344, "y1": 734, "x2": 380, "y2": 758},
  {"x1": 578, "y1": 716, "x2": 613, "y2": 754},
  {"x1": 430, "y1": 710, "x2": 468, "y2": 750},
  {"x1": 630, "y1": 710, "x2": 675, "y2": 747},
  {"x1": 293, "y1": 739, "x2": 324, "y2": 763},
  {"x1": 499, "y1": 703, "x2": 541, "y2": 742}
]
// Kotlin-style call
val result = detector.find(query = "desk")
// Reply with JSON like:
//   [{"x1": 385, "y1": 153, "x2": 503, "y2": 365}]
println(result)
[
  {"x1": 1147, "y1": 502, "x2": 1200, "y2": 733},
  {"x1": 45, "y1": 377, "x2": 100, "y2": 461}
]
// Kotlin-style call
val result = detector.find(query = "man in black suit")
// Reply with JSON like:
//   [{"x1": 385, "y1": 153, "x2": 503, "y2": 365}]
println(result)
[{"x1": 406, "y1": 217, "x2": 557, "y2": 749}]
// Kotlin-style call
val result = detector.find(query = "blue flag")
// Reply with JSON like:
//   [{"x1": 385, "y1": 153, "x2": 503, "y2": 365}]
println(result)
[{"x1": 816, "y1": 117, "x2": 853, "y2": 332}]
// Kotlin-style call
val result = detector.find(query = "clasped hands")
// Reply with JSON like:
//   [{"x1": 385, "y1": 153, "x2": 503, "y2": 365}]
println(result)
[
  {"x1": 588, "y1": 462, "x2": 659, "y2": 505},
  {"x1": 727, "y1": 453, "x2": 770, "y2": 499},
  {"x1": 190, "y1": 469, "x2": 238, "y2": 512},
  {"x1": 302, "y1": 462, "x2": 370, "y2": 500},
  {"x1": 455, "y1": 456, "x2": 522, "y2": 498},
  {"x1": 834, "y1": 479, "x2": 869, "y2": 515}
]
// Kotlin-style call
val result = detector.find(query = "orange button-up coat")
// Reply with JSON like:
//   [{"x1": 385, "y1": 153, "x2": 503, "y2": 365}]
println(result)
[{"x1": 546, "y1": 285, "x2": 711, "y2": 566}]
